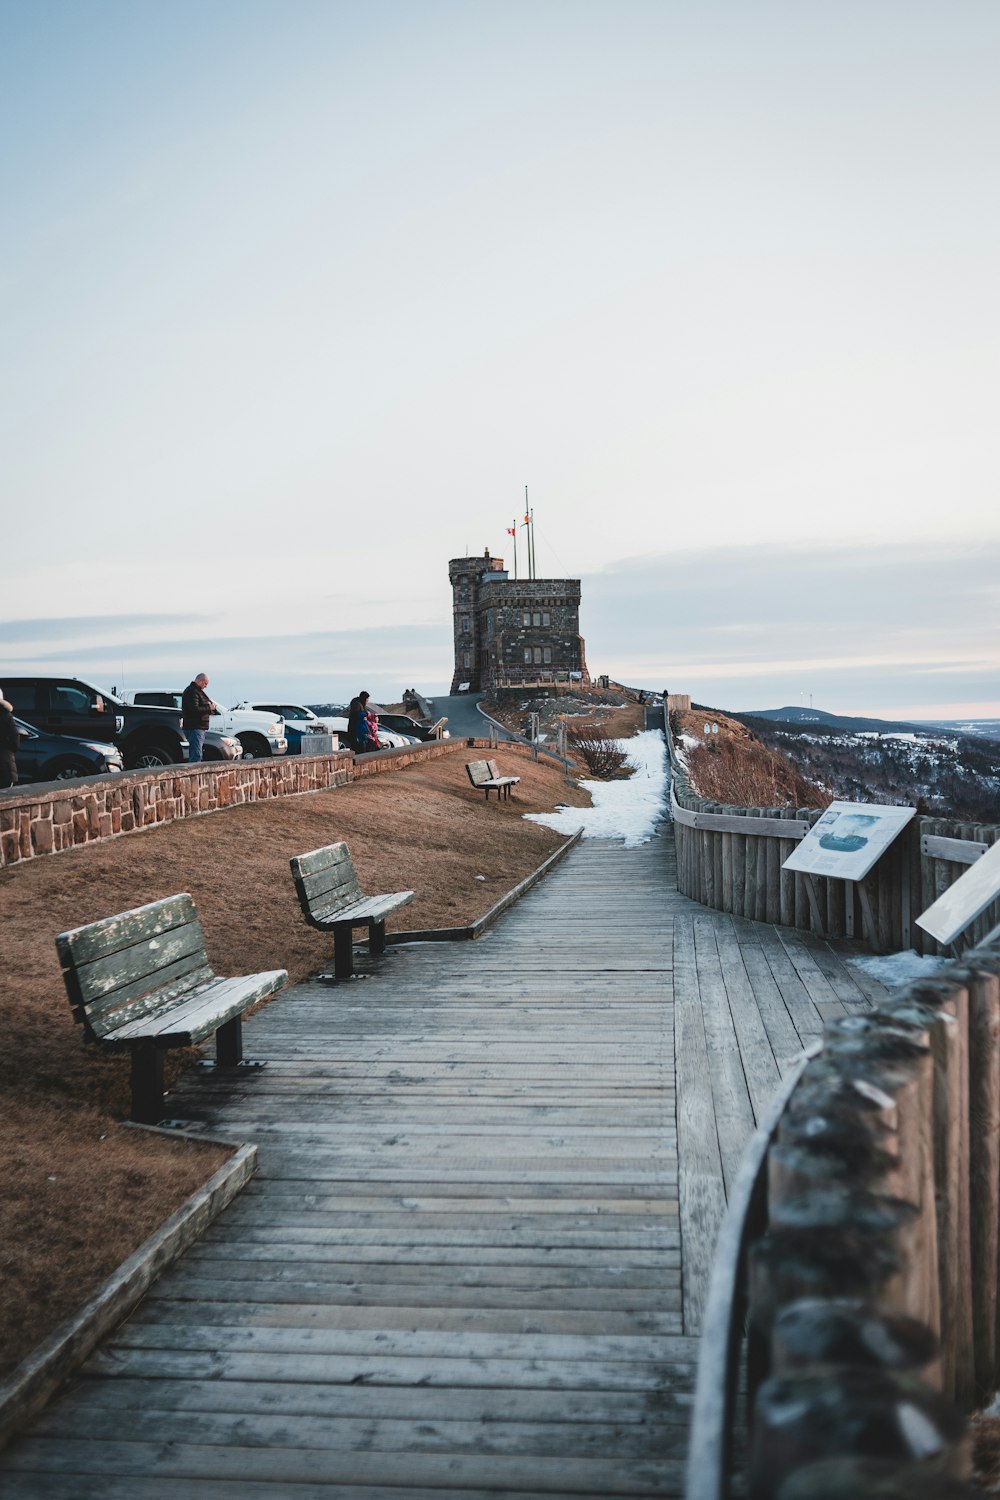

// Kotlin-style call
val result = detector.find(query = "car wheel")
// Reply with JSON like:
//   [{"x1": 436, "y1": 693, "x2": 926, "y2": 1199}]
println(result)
[
  {"x1": 238, "y1": 733, "x2": 271, "y2": 759},
  {"x1": 130, "y1": 744, "x2": 173, "y2": 769},
  {"x1": 47, "y1": 758, "x2": 98, "y2": 781}
]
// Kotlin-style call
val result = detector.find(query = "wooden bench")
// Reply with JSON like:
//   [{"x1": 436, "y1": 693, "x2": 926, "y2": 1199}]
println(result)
[
  {"x1": 56, "y1": 894, "x2": 288, "y2": 1124},
  {"x1": 290, "y1": 841, "x2": 414, "y2": 980},
  {"x1": 466, "y1": 758, "x2": 521, "y2": 801}
]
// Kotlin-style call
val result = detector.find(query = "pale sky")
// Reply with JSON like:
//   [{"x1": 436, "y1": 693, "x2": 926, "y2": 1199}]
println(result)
[{"x1": 4, "y1": 1, "x2": 999, "y2": 718}]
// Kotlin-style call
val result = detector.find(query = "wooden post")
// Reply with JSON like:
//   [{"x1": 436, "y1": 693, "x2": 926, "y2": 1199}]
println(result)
[
  {"x1": 745, "y1": 808, "x2": 759, "y2": 921},
  {"x1": 765, "y1": 809, "x2": 781, "y2": 924},
  {"x1": 779, "y1": 808, "x2": 796, "y2": 929},
  {"x1": 965, "y1": 958, "x2": 1000, "y2": 1395},
  {"x1": 822, "y1": 1017, "x2": 937, "y2": 1336},
  {"x1": 720, "y1": 808, "x2": 734, "y2": 915},
  {"x1": 733, "y1": 821, "x2": 747, "y2": 919},
  {"x1": 755, "y1": 815, "x2": 769, "y2": 923},
  {"x1": 880, "y1": 990, "x2": 968, "y2": 1401}
]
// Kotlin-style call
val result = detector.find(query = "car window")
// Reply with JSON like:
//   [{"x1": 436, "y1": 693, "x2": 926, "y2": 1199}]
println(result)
[{"x1": 53, "y1": 683, "x2": 97, "y2": 713}]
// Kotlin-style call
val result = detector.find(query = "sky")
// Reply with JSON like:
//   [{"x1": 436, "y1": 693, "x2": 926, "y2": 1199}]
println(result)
[{"x1": 3, "y1": 1, "x2": 998, "y2": 719}]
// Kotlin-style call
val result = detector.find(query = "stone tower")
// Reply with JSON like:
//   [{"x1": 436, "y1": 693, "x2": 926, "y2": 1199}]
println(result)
[{"x1": 448, "y1": 549, "x2": 589, "y2": 693}]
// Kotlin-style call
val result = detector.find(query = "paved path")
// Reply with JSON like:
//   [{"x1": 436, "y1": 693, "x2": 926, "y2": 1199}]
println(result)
[{"x1": 0, "y1": 828, "x2": 885, "y2": 1498}]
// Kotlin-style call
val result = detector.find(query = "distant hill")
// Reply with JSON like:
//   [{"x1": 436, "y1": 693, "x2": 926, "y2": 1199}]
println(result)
[
  {"x1": 737, "y1": 705, "x2": 929, "y2": 735},
  {"x1": 914, "y1": 719, "x2": 1000, "y2": 743}
]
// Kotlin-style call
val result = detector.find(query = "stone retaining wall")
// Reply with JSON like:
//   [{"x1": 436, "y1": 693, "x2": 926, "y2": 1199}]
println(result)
[{"x1": 0, "y1": 739, "x2": 521, "y2": 868}]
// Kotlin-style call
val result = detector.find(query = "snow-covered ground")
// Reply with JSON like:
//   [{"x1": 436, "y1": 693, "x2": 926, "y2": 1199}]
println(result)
[
  {"x1": 524, "y1": 730, "x2": 667, "y2": 848},
  {"x1": 845, "y1": 950, "x2": 949, "y2": 987}
]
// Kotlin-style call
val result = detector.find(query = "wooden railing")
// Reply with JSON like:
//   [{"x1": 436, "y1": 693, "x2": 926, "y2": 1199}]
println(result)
[
  {"x1": 686, "y1": 942, "x2": 1000, "y2": 1498},
  {"x1": 665, "y1": 706, "x2": 1000, "y2": 955}
]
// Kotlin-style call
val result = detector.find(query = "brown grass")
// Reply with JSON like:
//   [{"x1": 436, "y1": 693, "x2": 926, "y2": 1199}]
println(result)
[
  {"x1": 0, "y1": 747, "x2": 589, "y2": 1378},
  {"x1": 674, "y1": 709, "x2": 829, "y2": 809}
]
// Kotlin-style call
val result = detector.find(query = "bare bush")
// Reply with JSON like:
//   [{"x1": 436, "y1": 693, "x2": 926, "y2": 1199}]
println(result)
[
  {"x1": 685, "y1": 736, "x2": 828, "y2": 809},
  {"x1": 567, "y1": 730, "x2": 632, "y2": 780}
]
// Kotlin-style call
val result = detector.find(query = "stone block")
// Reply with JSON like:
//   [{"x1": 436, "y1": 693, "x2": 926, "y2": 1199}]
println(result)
[{"x1": 31, "y1": 818, "x2": 54, "y2": 854}]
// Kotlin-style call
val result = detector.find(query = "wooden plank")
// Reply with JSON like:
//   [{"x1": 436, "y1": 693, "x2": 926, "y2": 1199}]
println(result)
[
  {"x1": 55, "y1": 894, "x2": 197, "y2": 967},
  {"x1": 672, "y1": 915, "x2": 727, "y2": 1335},
  {"x1": 691, "y1": 917, "x2": 756, "y2": 1193}
]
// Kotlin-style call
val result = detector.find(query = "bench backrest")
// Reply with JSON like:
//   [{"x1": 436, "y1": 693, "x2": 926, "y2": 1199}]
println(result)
[
  {"x1": 290, "y1": 841, "x2": 363, "y2": 921},
  {"x1": 56, "y1": 893, "x2": 212, "y2": 1042},
  {"x1": 466, "y1": 760, "x2": 493, "y2": 788},
  {"x1": 486, "y1": 759, "x2": 506, "y2": 779}
]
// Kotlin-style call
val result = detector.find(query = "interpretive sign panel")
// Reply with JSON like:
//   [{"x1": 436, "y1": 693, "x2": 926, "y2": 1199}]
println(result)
[
  {"x1": 782, "y1": 801, "x2": 916, "y2": 882},
  {"x1": 916, "y1": 838, "x2": 1000, "y2": 946}
]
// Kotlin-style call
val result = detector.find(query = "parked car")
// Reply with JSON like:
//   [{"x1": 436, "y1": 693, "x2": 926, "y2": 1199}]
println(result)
[
  {"x1": 12, "y1": 717, "x2": 124, "y2": 783},
  {"x1": 203, "y1": 731, "x2": 242, "y2": 761},
  {"x1": 375, "y1": 712, "x2": 449, "y2": 742},
  {"x1": 322, "y1": 716, "x2": 414, "y2": 751},
  {"x1": 2, "y1": 676, "x2": 187, "y2": 769},
  {"x1": 235, "y1": 702, "x2": 344, "y2": 754},
  {"x1": 124, "y1": 692, "x2": 286, "y2": 760}
]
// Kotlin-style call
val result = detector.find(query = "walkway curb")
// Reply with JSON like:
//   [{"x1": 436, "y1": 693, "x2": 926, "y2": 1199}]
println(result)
[
  {"x1": 0, "y1": 1139, "x2": 256, "y2": 1452},
  {"x1": 387, "y1": 828, "x2": 584, "y2": 945}
]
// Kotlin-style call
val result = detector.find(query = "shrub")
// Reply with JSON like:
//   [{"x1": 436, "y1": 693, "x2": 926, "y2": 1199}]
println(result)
[
  {"x1": 685, "y1": 736, "x2": 828, "y2": 809},
  {"x1": 567, "y1": 730, "x2": 631, "y2": 780}
]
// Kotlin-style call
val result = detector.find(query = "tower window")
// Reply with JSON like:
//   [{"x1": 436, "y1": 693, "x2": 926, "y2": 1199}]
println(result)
[
  {"x1": 532, "y1": 612, "x2": 541, "y2": 626},
  {"x1": 461, "y1": 616, "x2": 469, "y2": 633},
  {"x1": 533, "y1": 647, "x2": 542, "y2": 665},
  {"x1": 543, "y1": 647, "x2": 552, "y2": 664},
  {"x1": 523, "y1": 611, "x2": 530, "y2": 626},
  {"x1": 523, "y1": 648, "x2": 531, "y2": 664},
  {"x1": 542, "y1": 611, "x2": 550, "y2": 626}
]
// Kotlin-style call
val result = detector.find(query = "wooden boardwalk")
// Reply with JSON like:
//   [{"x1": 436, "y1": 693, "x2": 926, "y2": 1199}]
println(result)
[{"x1": 0, "y1": 829, "x2": 885, "y2": 1498}]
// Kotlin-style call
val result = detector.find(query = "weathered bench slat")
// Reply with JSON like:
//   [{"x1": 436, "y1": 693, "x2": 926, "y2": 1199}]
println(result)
[
  {"x1": 296, "y1": 866, "x2": 362, "y2": 906},
  {"x1": 56, "y1": 893, "x2": 288, "y2": 1121},
  {"x1": 107, "y1": 971, "x2": 289, "y2": 1046},
  {"x1": 66, "y1": 923, "x2": 207, "y2": 1006},
  {"x1": 56, "y1": 893, "x2": 198, "y2": 967},
  {"x1": 292, "y1": 843, "x2": 355, "y2": 881},
  {"x1": 290, "y1": 843, "x2": 414, "y2": 981},
  {"x1": 309, "y1": 892, "x2": 415, "y2": 927},
  {"x1": 79, "y1": 963, "x2": 216, "y2": 1038}
]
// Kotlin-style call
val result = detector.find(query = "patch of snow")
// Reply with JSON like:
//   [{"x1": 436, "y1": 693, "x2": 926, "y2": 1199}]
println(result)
[
  {"x1": 846, "y1": 950, "x2": 949, "y2": 987},
  {"x1": 680, "y1": 732, "x2": 701, "y2": 750},
  {"x1": 524, "y1": 730, "x2": 667, "y2": 848}
]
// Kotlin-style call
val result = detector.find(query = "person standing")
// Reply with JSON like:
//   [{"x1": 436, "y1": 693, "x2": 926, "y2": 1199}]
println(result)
[
  {"x1": 181, "y1": 673, "x2": 218, "y2": 764},
  {"x1": 346, "y1": 691, "x2": 370, "y2": 754},
  {"x1": 0, "y1": 692, "x2": 20, "y2": 789}
]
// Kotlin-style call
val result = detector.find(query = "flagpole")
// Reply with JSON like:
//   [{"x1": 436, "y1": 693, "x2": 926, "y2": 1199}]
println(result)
[
  {"x1": 525, "y1": 485, "x2": 534, "y2": 579},
  {"x1": 513, "y1": 521, "x2": 518, "y2": 580}
]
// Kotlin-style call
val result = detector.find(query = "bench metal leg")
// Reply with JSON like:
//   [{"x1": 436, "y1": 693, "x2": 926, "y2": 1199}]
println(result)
[
  {"x1": 130, "y1": 1043, "x2": 165, "y2": 1125},
  {"x1": 369, "y1": 919, "x2": 387, "y2": 956},
  {"x1": 334, "y1": 924, "x2": 354, "y2": 980},
  {"x1": 216, "y1": 1014, "x2": 243, "y2": 1068}
]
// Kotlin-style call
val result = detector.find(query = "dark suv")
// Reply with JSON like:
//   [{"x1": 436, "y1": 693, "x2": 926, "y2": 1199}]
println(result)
[{"x1": 2, "y1": 676, "x2": 188, "y2": 770}]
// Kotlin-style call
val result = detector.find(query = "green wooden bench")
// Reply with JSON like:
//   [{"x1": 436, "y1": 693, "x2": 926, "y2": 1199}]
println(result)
[
  {"x1": 290, "y1": 840, "x2": 414, "y2": 981},
  {"x1": 466, "y1": 757, "x2": 521, "y2": 801},
  {"x1": 56, "y1": 894, "x2": 287, "y2": 1124}
]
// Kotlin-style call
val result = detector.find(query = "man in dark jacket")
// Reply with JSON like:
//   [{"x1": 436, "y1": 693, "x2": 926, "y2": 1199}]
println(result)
[
  {"x1": 0, "y1": 692, "x2": 19, "y2": 788},
  {"x1": 181, "y1": 673, "x2": 218, "y2": 764},
  {"x1": 346, "y1": 691, "x2": 370, "y2": 754}
]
